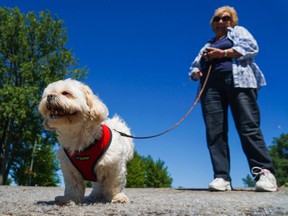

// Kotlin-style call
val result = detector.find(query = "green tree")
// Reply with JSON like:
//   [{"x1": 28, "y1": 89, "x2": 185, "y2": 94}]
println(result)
[
  {"x1": 126, "y1": 151, "x2": 145, "y2": 188},
  {"x1": 143, "y1": 155, "x2": 173, "y2": 188},
  {"x1": 0, "y1": 7, "x2": 87, "y2": 185},
  {"x1": 126, "y1": 152, "x2": 173, "y2": 188},
  {"x1": 269, "y1": 133, "x2": 288, "y2": 187},
  {"x1": 11, "y1": 142, "x2": 60, "y2": 186},
  {"x1": 242, "y1": 174, "x2": 255, "y2": 187}
]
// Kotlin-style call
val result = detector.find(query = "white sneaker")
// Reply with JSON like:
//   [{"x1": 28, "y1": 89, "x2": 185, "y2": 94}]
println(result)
[
  {"x1": 209, "y1": 178, "x2": 231, "y2": 191},
  {"x1": 251, "y1": 167, "x2": 278, "y2": 192}
]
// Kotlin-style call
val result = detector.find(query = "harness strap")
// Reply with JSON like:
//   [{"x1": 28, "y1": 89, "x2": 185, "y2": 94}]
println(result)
[{"x1": 64, "y1": 125, "x2": 112, "y2": 181}]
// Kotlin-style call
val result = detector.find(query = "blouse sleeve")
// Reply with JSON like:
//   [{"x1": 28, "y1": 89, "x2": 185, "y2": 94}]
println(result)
[
  {"x1": 189, "y1": 43, "x2": 210, "y2": 80},
  {"x1": 228, "y1": 26, "x2": 259, "y2": 60}
]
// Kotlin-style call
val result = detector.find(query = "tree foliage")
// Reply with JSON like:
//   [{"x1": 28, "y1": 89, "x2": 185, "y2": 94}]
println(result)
[
  {"x1": 269, "y1": 133, "x2": 288, "y2": 187},
  {"x1": 126, "y1": 152, "x2": 173, "y2": 188},
  {"x1": 126, "y1": 151, "x2": 145, "y2": 188},
  {"x1": 0, "y1": 7, "x2": 87, "y2": 185},
  {"x1": 242, "y1": 174, "x2": 255, "y2": 187},
  {"x1": 11, "y1": 142, "x2": 60, "y2": 186}
]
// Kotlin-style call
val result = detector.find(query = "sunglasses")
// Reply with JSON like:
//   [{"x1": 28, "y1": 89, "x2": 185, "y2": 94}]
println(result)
[{"x1": 213, "y1": 16, "x2": 231, "y2": 22}]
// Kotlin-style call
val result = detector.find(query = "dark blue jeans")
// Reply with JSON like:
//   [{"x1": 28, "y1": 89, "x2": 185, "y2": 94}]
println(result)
[{"x1": 200, "y1": 72, "x2": 274, "y2": 182}]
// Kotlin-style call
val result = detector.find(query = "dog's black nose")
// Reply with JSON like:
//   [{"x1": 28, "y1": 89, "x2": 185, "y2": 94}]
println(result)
[{"x1": 47, "y1": 94, "x2": 55, "y2": 103}]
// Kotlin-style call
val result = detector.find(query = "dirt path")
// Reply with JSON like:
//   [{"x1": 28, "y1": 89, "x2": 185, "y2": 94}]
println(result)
[{"x1": 0, "y1": 186, "x2": 287, "y2": 215}]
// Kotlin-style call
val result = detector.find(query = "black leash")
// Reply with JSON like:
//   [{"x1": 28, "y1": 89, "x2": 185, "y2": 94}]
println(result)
[{"x1": 114, "y1": 64, "x2": 212, "y2": 139}]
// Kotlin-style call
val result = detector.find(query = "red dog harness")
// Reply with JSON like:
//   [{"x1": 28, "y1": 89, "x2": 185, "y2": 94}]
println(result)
[{"x1": 64, "y1": 125, "x2": 112, "y2": 182}]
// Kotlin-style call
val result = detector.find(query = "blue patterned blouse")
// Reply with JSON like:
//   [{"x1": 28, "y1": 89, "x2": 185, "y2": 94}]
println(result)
[{"x1": 189, "y1": 25, "x2": 266, "y2": 89}]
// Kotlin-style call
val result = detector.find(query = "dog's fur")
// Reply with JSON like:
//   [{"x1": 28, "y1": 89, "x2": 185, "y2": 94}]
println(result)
[{"x1": 38, "y1": 79, "x2": 134, "y2": 205}]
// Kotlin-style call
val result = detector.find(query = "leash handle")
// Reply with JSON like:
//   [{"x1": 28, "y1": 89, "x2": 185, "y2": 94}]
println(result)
[{"x1": 114, "y1": 64, "x2": 212, "y2": 139}]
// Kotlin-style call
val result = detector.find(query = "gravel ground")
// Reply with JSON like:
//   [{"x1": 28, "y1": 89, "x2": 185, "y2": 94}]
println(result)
[{"x1": 0, "y1": 186, "x2": 287, "y2": 215}]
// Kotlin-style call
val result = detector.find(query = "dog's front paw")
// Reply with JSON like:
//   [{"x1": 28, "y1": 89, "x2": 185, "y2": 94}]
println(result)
[
  {"x1": 55, "y1": 196, "x2": 79, "y2": 206},
  {"x1": 86, "y1": 194, "x2": 106, "y2": 203},
  {"x1": 111, "y1": 193, "x2": 129, "y2": 203}
]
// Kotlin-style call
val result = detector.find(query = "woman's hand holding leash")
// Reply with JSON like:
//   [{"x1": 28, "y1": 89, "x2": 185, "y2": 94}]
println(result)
[
  {"x1": 191, "y1": 71, "x2": 203, "y2": 81},
  {"x1": 204, "y1": 47, "x2": 225, "y2": 59}
]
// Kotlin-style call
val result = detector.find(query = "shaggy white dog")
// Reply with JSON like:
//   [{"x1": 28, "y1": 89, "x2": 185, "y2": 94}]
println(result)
[{"x1": 38, "y1": 79, "x2": 134, "y2": 205}]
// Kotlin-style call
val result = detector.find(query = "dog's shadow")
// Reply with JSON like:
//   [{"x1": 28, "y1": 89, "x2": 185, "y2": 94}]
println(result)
[
  {"x1": 36, "y1": 200, "x2": 55, "y2": 206},
  {"x1": 36, "y1": 196, "x2": 107, "y2": 206}
]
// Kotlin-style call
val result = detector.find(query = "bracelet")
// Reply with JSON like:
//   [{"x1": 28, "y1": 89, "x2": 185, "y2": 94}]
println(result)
[
  {"x1": 224, "y1": 49, "x2": 228, "y2": 57},
  {"x1": 219, "y1": 50, "x2": 225, "y2": 59}
]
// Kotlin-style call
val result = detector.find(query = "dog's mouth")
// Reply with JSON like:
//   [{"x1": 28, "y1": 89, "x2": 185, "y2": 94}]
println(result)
[
  {"x1": 47, "y1": 105, "x2": 77, "y2": 119},
  {"x1": 49, "y1": 107, "x2": 66, "y2": 119}
]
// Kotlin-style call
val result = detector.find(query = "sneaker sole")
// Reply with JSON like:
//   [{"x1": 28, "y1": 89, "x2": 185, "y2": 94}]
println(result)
[
  {"x1": 209, "y1": 185, "x2": 232, "y2": 191},
  {"x1": 255, "y1": 186, "x2": 278, "y2": 192}
]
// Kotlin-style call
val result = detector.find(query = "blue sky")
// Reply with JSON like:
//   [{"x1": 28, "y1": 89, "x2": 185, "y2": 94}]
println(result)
[{"x1": 2, "y1": 0, "x2": 287, "y2": 188}]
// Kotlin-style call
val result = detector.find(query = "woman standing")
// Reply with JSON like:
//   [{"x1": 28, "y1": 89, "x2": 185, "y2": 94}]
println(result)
[{"x1": 189, "y1": 6, "x2": 278, "y2": 192}]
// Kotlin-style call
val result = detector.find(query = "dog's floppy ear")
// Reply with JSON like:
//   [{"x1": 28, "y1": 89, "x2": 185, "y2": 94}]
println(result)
[{"x1": 82, "y1": 85, "x2": 109, "y2": 123}]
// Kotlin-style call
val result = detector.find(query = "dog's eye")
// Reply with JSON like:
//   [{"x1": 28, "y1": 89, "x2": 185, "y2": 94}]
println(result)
[{"x1": 62, "y1": 91, "x2": 70, "y2": 96}]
